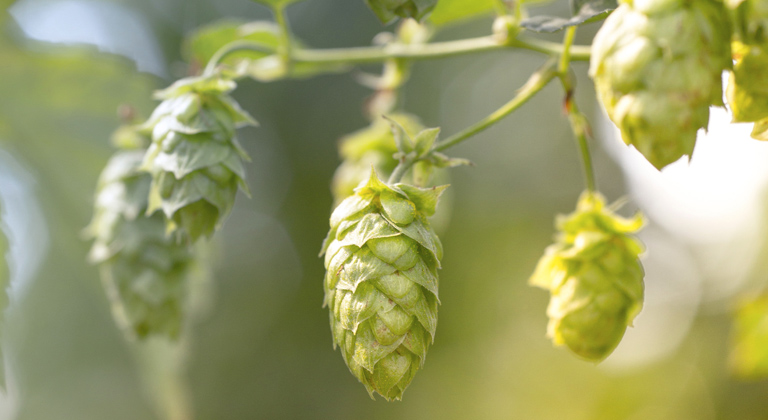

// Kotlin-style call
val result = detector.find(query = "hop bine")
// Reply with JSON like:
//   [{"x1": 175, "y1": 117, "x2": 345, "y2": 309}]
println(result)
[
  {"x1": 86, "y1": 148, "x2": 195, "y2": 340},
  {"x1": 726, "y1": 0, "x2": 768, "y2": 139},
  {"x1": 140, "y1": 75, "x2": 256, "y2": 242},
  {"x1": 590, "y1": 0, "x2": 731, "y2": 169},
  {"x1": 320, "y1": 170, "x2": 447, "y2": 400},
  {"x1": 530, "y1": 192, "x2": 645, "y2": 362}
]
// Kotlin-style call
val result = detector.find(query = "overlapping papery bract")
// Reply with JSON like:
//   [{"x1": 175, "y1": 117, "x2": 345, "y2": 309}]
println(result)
[
  {"x1": 141, "y1": 76, "x2": 255, "y2": 242},
  {"x1": 726, "y1": 0, "x2": 768, "y2": 139},
  {"x1": 590, "y1": 0, "x2": 731, "y2": 169},
  {"x1": 321, "y1": 170, "x2": 446, "y2": 400},
  {"x1": 530, "y1": 192, "x2": 645, "y2": 361},
  {"x1": 87, "y1": 150, "x2": 194, "y2": 340}
]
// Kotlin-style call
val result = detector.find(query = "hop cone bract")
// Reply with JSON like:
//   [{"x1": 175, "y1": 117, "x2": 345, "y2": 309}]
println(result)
[
  {"x1": 590, "y1": 0, "x2": 731, "y2": 169},
  {"x1": 321, "y1": 170, "x2": 447, "y2": 400},
  {"x1": 726, "y1": 0, "x2": 768, "y2": 138},
  {"x1": 87, "y1": 150, "x2": 194, "y2": 340},
  {"x1": 141, "y1": 76, "x2": 256, "y2": 242},
  {"x1": 530, "y1": 192, "x2": 645, "y2": 361}
]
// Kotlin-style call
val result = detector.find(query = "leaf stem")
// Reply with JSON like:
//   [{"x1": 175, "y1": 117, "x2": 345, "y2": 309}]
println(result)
[
  {"x1": 558, "y1": 27, "x2": 596, "y2": 193},
  {"x1": 388, "y1": 157, "x2": 415, "y2": 184},
  {"x1": 433, "y1": 59, "x2": 558, "y2": 152}
]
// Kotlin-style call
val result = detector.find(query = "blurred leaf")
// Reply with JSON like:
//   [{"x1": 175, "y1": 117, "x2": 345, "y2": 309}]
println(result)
[
  {"x1": 366, "y1": 0, "x2": 438, "y2": 24},
  {"x1": 184, "y1": 20, "x2": 280, "y2": 69},
  {"x1": 428, "y1": 0, "x2": 495, "y2": 26},
  {"x1": 730, "y1": 295, "x2": 768, "y2": 379},
  {"x1": 249, "y1": 0, "x2": 306, "y2": 8},
  {"x1": 520, "y1": 0, "x2": 616, "y2": 32}
]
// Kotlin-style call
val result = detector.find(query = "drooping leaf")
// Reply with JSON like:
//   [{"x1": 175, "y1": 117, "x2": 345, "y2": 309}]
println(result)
[
  {"x1": 521, "y1": 0, "x2": 617, "y2": 33},
  {"x1": 428, "y1": 0, "x2": 495, "y2": 26}
]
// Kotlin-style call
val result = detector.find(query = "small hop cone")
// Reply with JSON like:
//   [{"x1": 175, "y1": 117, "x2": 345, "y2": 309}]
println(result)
[
  {"x1": 141, "y1": 75, "x2": 256, "y2": 242},
  {"x1": 530, "y1": 192, "x2": 645, "y2": 362},
  {"x1": 726, "y1": 1, "x2": 768, "y2": 138},
  {"x1": 590, "y1": 0, "x2": 732, "y2": 169},
  {"x1": 320, "y1": 170, "x2": 447, "y2": 400},
  {"x1": 729, "y1": 295, "x2": 768, "y2": 379},
  {"x1": 87, "y1": 150, "x2": 194, "y2": 340}
]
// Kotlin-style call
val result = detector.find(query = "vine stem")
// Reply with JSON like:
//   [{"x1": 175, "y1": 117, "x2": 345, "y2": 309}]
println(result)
[
  {"x1": 274, "y1": 4, "x2": 293, "y2": 73},
  {"x1": 388, "y1": 157, "x2": 415, "y2": 184},
  {"x1": 433, "y1": 59, "x2": 558, "y2": 152},
  {"x1": 558, "y1": 27, "x2": 596, "y2": 193},
  {"x1": 203, "y1": 35, "x2": 591, "y2": 75}
]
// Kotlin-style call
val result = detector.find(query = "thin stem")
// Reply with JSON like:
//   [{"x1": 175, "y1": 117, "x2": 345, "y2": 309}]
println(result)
[
  {"x1": 388, "y1": 158, "x2": 415, "y2": 184},
  {"x1": 274, "y1": 4, "x2": 293, "y2": 73},
  {"x1": 203, "y1": 40, "x2": 276, "y2": 76},
  {"x1": 557, "y1": 27, "x2": 596, "y2": 192},
  {"x1": 433, "y1": 59, "x2": 558, "y2": 152}
]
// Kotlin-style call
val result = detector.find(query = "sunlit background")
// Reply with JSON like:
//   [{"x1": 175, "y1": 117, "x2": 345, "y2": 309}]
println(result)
[{"x1": 1, "y1": 0, "x2": 767, "y2": 419}]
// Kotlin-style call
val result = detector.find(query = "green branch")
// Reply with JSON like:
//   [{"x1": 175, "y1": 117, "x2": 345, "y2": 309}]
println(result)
[{"x1": 433, "y1": 59, "x2": 558, "y2": 152}]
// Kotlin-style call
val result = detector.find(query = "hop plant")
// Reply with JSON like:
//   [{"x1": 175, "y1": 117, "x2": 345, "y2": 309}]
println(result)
[
  {"x1": 87, "y1": 149, "x2": 195, "y2": 340},
  {"x1": 590, "y1": 0, "x2": 732, "y2": 169},
  {"x1": 140, "y1": 75, "x2": 256, "y2": 242},
  {"x1": 530, "y1": 192, "x2": 645, "y2": 361},
  {"x1": 726, "y1": 0, "x2": 768, "y2": 139},
  {"x1": 320, "y1": 170, "x2": 447, "y2": 400}
]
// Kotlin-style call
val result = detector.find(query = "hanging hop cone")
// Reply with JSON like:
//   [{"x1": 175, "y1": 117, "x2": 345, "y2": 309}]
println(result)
[
  {"x1": 87, "y1": 149, "x2": 195, "y2": 340},
  {"x1": 320, "y1": 170, "x2": 447, "y2": 400},
  {"x1": 590, "y1": 0, "x2": 732, "y2": 169},
  {"x1": 530, "y1": 192, "x2": 645, "y2": 361},
  {"x1": 726, "y1": 0, "x2": 768, "y2": 139},
  {"x1": 140, "y1": 76, "x2": 256, "y2": 242}
]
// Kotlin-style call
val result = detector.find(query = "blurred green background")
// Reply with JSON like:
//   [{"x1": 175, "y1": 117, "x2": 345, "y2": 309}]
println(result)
[{"x1": 1, "y1": 0, "x2": 768, "y2": 419}]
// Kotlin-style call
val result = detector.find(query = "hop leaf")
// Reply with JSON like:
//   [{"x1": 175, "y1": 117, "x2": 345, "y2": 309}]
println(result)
[
  {"x1": 320, "y1": 170, "x2": 447, "y2": 400},
  {"x1": 590, "y1": 0, "x2": 732, "y2": 169},
  {"x1": 140, "y1": 75, "x2": 256, "y2": 242},
  {"x1": 530, "y1": 192, "x2": 645, "y2": 361},
  {"x1": 366, "y1": 0, "x2": 438, "y2": 24},
  {"x1": 86, "y1": 149, "x2": 195, "y2": 340}
]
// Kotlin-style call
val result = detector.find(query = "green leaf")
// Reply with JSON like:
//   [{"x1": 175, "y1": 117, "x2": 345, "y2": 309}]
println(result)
[
  {"x1": 412, "y1": 127, "x2": 440, "y2": 158},
  {"x1": 249, "y1": 0, "x2": 307, "y2": 8},
  {"x1": 428, "y1": 0, "x2": 495, "y2": 26},
  {"x1": 365, "y1": 0, "x2": 438, "y2": 24},
  {"x1": 184, "y1": 20, "x2": 280, "y2": 70},
  {"x1": 520, "y1": 0, "x2": 617, "y2": 33}
]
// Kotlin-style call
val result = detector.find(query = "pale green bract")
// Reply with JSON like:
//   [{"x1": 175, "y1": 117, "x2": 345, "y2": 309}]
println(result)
[
  {"x1": 140, "y1": 75, "x2": 256, "y2": 242},
  {"x1": 320, "y1": 170, "x2": 447, "y2": 400},
  {"x1": 87, "y1": 149, "x2": 195, "y2": 340},
  {"x1": 530, "y1": 192, "x2": 645, "y2": 361},
  {"x1": 590, "y1": 0, "x2": 731, "y2": 169}
]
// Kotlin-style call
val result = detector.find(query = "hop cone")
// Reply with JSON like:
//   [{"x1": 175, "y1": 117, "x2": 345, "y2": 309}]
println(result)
[
  {"x1": 590, "y1": 0, "x2": 732, "y2": 169},
  {"x1": 729, "y1": 295, "x2": 768, "y2": 379},
  {"x1": 320, "y1": 170, "x2": 447, "y2": 400},
  {"x1": 530, "y1": 192, "x2": 645, "y2": 361},
  {"x1": 141, "y1": 75, "x2": 256, "y2": 242},
  {"x1": 726, "y1": 0, "x2": 768, "y2": 138},
  {"x1": 87, "y1": 149, "x2": 194, "y2": 340}
]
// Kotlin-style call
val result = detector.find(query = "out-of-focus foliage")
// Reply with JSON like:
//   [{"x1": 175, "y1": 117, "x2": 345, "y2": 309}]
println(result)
[{"x1": 730, "y1": 295, "x2": 768, "y2": 379}]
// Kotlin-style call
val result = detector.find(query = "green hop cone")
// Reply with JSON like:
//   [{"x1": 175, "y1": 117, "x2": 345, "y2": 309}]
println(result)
[
  {"x1": 726, "y1": 1, "x2": 768, "y2": 139},
  {"x1": 87, "y1": 149, "x2": 195, "y2": 340},
  {"x1": 320, "y1": 170, "x2": 447, "y2": 400},
  {"x1": 140, "y1": 75, "x2": 256, "y2": 242},
  {"x1": 530, "y1": 192, "x2": 645, "y2": 361},
  {"x1": 590, "y1": 0, "x2": 732, "y2": 169},
  {"x1": 729, "y1": 295, "x2": 768, "y2": 379}
]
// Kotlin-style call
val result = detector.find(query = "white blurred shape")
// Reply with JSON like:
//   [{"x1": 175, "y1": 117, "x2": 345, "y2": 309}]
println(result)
[{"x1": 10, "y1": 0, "x2": 166, "y2": 76}]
